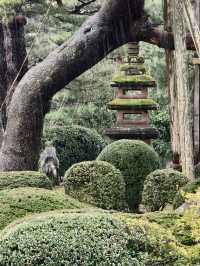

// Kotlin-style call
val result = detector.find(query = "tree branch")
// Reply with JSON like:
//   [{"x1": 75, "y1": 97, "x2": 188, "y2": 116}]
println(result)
[
  {"x1": 0, "y1": 0, "x2": 145, "y2": 170},
  {"x1": 133, "y1": 25, "x2": 195, "y2": 50}
]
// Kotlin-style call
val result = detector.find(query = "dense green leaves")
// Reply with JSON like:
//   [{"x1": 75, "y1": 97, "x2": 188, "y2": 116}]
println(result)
[
  {"x1": 0, "y1": 187, "x2": 85, "y2": 230},
  {"x1": 43, "y1": 125, "x2": 106, "y2": 176},
  {"x1": 142, "y1": 169, "x2": 188, "y2": 211},
  {"x1": 97, "y1": 140, "x2": 160, "y2": 211},
  {"x1": 64, "y1": 160, "x2": 126, "y2": 210},
  {"x1": 0, "y1": 171, "x2": 52, "y2": 190},
  {"x1": 0, "y1": 213, "x2": 139, "y2": 266}
]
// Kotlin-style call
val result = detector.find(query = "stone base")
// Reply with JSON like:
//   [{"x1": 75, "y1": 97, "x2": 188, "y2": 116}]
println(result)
[{"x1": 105, "y1": 127, "x2": 159, "y2": 140}]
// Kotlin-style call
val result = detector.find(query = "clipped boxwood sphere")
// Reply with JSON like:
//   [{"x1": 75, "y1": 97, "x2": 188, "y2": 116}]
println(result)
[
  {"x1": 0, "y1": 171, "x2": 52, "y2": 190},
  {"x1": 64, "y1": 161, "x2": 126, "y2": 210},
  {"x1": 142, "y1": 169, "x2": 188, "y2": 211},
  {"x1": 97, "y1": 140, "x2": 160, "y2": 211},
  {"x1": 43, "y1": 125, "x2": 106, "y2": 175},
  {"x1": 0, "y1": 187, "x2": 85, "y2": 230},
  {"x1": 0, "y1": 213, "x2": 138, "y2": 265}
]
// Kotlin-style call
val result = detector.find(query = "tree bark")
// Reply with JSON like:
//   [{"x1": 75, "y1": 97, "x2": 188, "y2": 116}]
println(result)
[
  {"x1": 164, "y1": 0, "x2": 180, "y2": 166},
  {"x1": 0, "y1": 0, "x2": 145, "y2": 170},
  {"x1": 173, "y1": 0, "x2": 195, "y2": 180},
  {"x1": 192, "y1": 0, "x2": 200, "y2": 164},
  {"x1": 0, "y1": 17, "x2": 27, "y2": 145}
]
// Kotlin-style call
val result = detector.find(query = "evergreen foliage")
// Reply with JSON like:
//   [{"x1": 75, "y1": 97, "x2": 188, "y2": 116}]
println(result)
[
  {"x1": 43, "y1": 125, "x2": 106, "y2": 176},
  {"x1": 1, "y1": 210, "x2": 199, "y2": 265},
  {"x1": 173, "y1": 178, "x2": 200, "y2": 209},
  {"x1": 97, "y1": 139, "x2": 160, "y2": 211},
  {"x1": 0, "y1": 171, "x2": 52, "y2": 190},
  {"x1": 0, "y1": 187, "x2": 85, "y2": 230},
  {"x1": 64, "y1": 161, "x2": 126, "y2": 210},
  {"x1": 0, "y1": 212, "x2": 139, "y2": 266},
  {"x1": 142, "y1": 169, "x2": 188, "y2": 211}
]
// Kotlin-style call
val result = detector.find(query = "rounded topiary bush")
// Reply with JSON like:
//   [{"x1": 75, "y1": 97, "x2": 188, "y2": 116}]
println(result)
[
  {"x1": 0, "y1": 171, "x2": 52, "y2": 190},
  {"x1": 64, "y1": 161, "x2": 126, "y2": 210},
  {"x1": 0, "y1": 187, "x2": 85, "y2": 230},
  {"x1": 0, "y1": 213, "x2": 139, "y2": 265},
  {"x1": 97, "y1": 140, "x2": 160, "y2": 211},
  {"x1": 142, "y1": 169, "x2": 188, "y2": 211},
  {"x1": 43, "y1": 125, "x2": 106, "y2": 175}
]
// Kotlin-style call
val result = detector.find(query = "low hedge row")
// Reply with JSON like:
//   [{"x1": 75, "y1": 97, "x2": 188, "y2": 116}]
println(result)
[
  {"x1": 0, "y1": 187, "x2": 85, "y2": 230},
  {"x1": 0, "y1": 171, "x2": 52, "y2": 190}
]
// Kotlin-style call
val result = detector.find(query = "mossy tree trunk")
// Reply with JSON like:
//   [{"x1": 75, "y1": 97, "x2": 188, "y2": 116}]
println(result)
[
  {"x1": 172, "y1": 0, "x2": 195, "y2": 180},
  {"x1": 0, "y1": 0, "x2": 146, "y2": 170},
  {"x1": 0, "y1": 0, "x2": 197, "y2": 171}
]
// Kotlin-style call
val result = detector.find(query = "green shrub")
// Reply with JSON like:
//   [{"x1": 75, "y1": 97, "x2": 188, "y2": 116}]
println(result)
[
  {"x1": 0, "y1": 187, "x2": 85, "y2": 230},
  {"x1": 0, "y1": 171, "x2": 52, "y2": 190},
  {"x1": 142, "y1": 169, "x2": 188, "y2": 211},
  {"x1": 97, "y1": 140, "x2": 160, "y2": 211},
  {"x1": 0, "y1": 212, "x2": 139, "y2": 266},
  {"x1": 64, "y1": 161, "x2": 126, "y2": 210},
  {"x1": 0, "y1": 211, "x2": 190, "y2": 266},
  {"x1": 173, "y1": 178, "x2": 200, "y2": 209},
  {"x1": 43, "y1": 125, "x2": 106, "y2": 176},
  {"x1": 119, "y1": 216, "x2": 187, "y2": 265}
]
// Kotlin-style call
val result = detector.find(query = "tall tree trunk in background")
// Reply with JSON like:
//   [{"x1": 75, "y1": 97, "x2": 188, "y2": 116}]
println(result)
[
  {"x1": 193, "y1": 0, "x2": 200, "y2": 164},
  {"x1": 164, "y1": 0, "x2": 180, "y2": 165},
  {"x1": 173, "y1": 1, "x2": 195, "y2": 180},
  {"x1": 0, "y1": 16, "x2": 27, "y2": 145}
]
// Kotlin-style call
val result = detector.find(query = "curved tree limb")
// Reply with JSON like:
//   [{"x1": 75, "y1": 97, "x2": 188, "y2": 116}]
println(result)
[{"x1": 0, "y1": 0, "x2": 144, "y2": 170}]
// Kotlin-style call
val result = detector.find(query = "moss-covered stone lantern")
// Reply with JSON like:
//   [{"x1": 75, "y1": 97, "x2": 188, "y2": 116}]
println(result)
[{"x1": 105, "y1": 43, "x2": 159, "y2": 143}]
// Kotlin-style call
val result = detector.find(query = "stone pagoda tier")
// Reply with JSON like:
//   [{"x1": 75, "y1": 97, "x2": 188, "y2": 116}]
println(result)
[{"x1": 105, "y1": 43, "x2": 159, "y2": 143}]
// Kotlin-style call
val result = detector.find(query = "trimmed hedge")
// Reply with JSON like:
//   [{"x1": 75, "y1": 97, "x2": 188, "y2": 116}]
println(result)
[
  {"x1": 0, "y1": 211, "x2": 190, "y2": 265},
  {"x1": 43, "y1": 125, "x2": 106, "y2": 176},
  {"x1": 0, "y1": 187, "x2": 85, "y2": 230},
  {"x1": 97, "y1": 140, "x2": 160, "y2": 211},
  {"x1": 64, "y1": 161, "x2": 126, "y2": 210},
  {"x1": 142, "y1": 169, "x2": 188, "y2": 211},
  {"x1": 0, "y1": 213, "x2": 139, "y2": 266},
  {"x1": 0, "y1": 171, "x2": 52, "y2": 190}
]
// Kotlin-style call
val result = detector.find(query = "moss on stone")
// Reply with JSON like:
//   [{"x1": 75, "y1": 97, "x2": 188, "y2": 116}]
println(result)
[
  {"x1": 112, "y1": 72, "x2": 155, "y2": 85},
  {"x1": 108, "y1": 98, "x2": 158, "y2": 109},
  {"x1": 120, "y1": 63, "x2": 146, "y2": 73}
]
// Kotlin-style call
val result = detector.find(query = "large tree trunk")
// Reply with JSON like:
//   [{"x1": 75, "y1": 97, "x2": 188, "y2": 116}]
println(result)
[
  {"x1": 173, "y1": 0, "x2": 195, "y2": 180},
  {"x1": 192, "y1": 0, "x2": 200, "y2": 164},
  {"x1": 0, "y1": 0, "x2": 145, "y2": 170},
  {"x1": 164, "y1": 0, "x2": 181, "y2": 166},
  {"x1": 0, "y1": 17, "x2": 27, "y2": 145}
]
